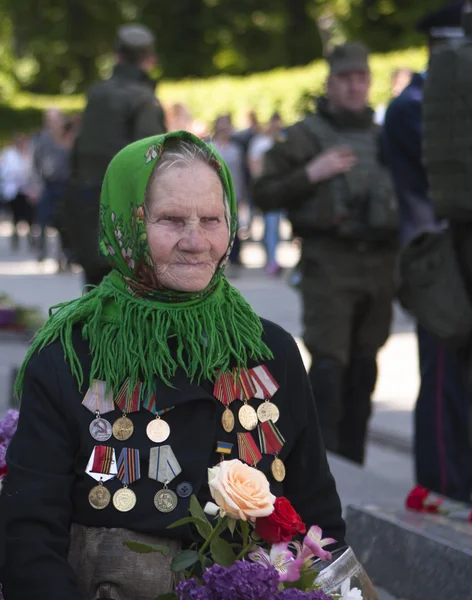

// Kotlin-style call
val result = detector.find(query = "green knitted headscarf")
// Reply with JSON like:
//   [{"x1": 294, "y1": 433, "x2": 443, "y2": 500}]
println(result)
[{"x1": 16, "y1": 131, "x2": 271, "y2": 397}]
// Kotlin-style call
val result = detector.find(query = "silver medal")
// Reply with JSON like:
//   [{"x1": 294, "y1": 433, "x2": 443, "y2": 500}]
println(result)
[{"x1": 89, "y1": 417, "x2": 113, "y2": 441}]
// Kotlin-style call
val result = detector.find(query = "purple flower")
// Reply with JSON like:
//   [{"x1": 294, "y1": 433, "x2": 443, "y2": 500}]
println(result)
[
  {"x1": 278, "y1": 589, "x2": 334, "y2": 600},
  {"x1": 177, "y1": 561, "x2": 280, "y2": 600},
  {"x1": 0, "y1": 410, "x2": 19, "y2": 443},
  {"x1": 0, "y1": 443, "x2": 7, "y2": 470}
]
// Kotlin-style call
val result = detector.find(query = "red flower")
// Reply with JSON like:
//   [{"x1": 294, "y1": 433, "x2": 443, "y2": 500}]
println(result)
[
  {"x1": 255, "y1": 497, "x2": 306, "y2": 543},
  {"x1": 405, "y1": 486, "x2": 442, "y2": 514},
  {"x1": 0, "y1": 465, "x2": 7, "y2": 479}
]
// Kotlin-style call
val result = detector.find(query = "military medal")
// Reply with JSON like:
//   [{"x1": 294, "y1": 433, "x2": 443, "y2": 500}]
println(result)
[
  {"x1": 258, "y1": 420, "x2": 286, "y2": 482},
  {"x1": 142, "y1": 385, "x2": 174, "y2": 443},
  {"x1": 86, "y1": 445, "x2": 117, "y2": 509},
  {"x1": 113, "y1": 380, "x2": 142, "y2": 441},
  {"x1": 82, "y1": 380, "x2": 115, "y2": 441},
  {"x1": 113, "y1": 448, "x2": 140, "y2": 512},
  {"x1": 237, "y1": 432, "x2": 262, "y2": 467},
  {"x1": 149, "y1": 445, "x2": 182, "y2": 513},
  {"x1": 214, "y1": 371, "x2": 242, "y2": 433},
  {"x1": 238, "y1": 402, "x2": 258, "y2": 431},
  {"x1": 251, "y1": 366, "x2": 280, "y2": 424}
]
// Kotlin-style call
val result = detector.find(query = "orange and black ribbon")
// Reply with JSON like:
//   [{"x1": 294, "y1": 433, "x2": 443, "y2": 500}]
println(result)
[
  {"x1": 237, "y1": 432, "x2": 262, "y2": 466},
  {"x1": 91, "y1": 445, "x2": 114, "y2": 475},
  {"x1": 115, "y1": 379, "x2": 142, "y2": 414},
  {"x1": 116, "y1": 448, "x2": 140, "y2": 485}
]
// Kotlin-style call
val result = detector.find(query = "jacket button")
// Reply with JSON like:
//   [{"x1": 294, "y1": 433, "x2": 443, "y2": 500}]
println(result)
[{"x1": 176, "y1": 482, "x2": 193, "y2": 498}]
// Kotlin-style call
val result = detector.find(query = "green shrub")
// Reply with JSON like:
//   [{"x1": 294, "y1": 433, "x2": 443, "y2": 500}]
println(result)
[{"x1": 0, "y1": 46, "x2": 427, "y2": 141}]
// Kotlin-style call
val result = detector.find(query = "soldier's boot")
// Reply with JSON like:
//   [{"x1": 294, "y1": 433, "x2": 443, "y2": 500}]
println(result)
[
  {"x1": 338, "y1": 356, "x2": 378, "y2": 465},
  {"x1": 309, "y1": 358, "x2": 345, "y2": 453}
]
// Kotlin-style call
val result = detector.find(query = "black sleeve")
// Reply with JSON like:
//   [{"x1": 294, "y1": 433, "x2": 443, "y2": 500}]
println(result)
[
  {"x1": 282, "y1": 335, "x2": 346, "y2": 546},
  {"x1": 0, "y1": 349, "x2": 81, "y2": 600},
  {"x1": 252, "y1": 126, "x2": 317, "y2": 213},
  {"x1": 132, "y1": 95, "x2": 167, "y2": 140}
]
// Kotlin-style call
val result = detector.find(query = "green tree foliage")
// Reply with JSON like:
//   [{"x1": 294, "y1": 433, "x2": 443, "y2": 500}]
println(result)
[
  {"x1": 328, "y1": 0, "x2": 451, "y2": 51},
  {"x1": 0, "y1": 0, "x2": 323, "y2": 94}
]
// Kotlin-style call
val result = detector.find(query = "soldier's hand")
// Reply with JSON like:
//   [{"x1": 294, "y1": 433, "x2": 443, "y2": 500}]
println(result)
[{"x1": 305, "y1": 146, "x2": 356, "y2": 184}]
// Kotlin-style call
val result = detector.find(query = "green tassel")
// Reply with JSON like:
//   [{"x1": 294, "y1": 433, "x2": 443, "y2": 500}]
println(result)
[{"x1": 15, "y1": 278, "x2": 272, "y2": 399}]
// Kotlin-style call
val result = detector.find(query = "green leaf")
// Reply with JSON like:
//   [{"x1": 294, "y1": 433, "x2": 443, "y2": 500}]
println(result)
[
  {"x1": 167, "y1": 516, "x2": 212, "y2": 540},
  {"x1": 210, "y1": 536, "x2": 237, "y2": 567},
  {"x1": 189, "y1": 495, "x2": 213, "y2": 540},
  {"x1": 123, "y1": 541, "x2": 170, "y2": 556},
  {"x1": 227, "y1": 517, "x2": 237, "y2": 537},
  {"x1": 240, "y1": 519, "x2": 249, "y2": 548},
  {"x1": 170, "y1": 549, "x2": 200, "y2": 572},
  {"x1": 154, "y1": 594, "x2": 178, "y2": 600},
  {"x1": 282, "y1": 568, "x2": 318, "y2": 591}
]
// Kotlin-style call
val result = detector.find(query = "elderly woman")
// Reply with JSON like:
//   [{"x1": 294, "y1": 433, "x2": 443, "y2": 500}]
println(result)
[{"x1": 0, "y1": 132, "x2": 344, "y2": 600}]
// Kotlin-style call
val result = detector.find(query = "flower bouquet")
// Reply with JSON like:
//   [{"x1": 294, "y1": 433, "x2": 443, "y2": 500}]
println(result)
[
  {"x1": 0, "y1": 295, "x2": 43, "y2": 335},
  {"x1": 126, "y1": 459, "x2": 379, "y2": 600}
]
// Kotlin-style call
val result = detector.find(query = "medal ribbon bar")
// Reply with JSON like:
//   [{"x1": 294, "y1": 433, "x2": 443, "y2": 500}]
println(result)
[
  {"x1": 237, "y1": 432, "x2": 262, "y2": 466},
  {"x1": 116, "y1": 448, "x2": 141, "y2": 485},
  {"x1": 258, "y1": 420, "x2": 285, "y2": 455}
]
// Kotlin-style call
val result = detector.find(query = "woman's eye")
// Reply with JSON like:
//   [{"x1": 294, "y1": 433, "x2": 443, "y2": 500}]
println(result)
[
  {"x1": 202, "y1": 217, "x2": 219, "y2": 223},
  {"x1": 162, "y1": 216, "x2": 181, "y2": 223}
]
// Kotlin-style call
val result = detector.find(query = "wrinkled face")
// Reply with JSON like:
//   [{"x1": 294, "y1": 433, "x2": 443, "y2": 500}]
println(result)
[
  {"x1": 327, "y1": 70, "x2": 371, "y2": 113},
  {"x1": 145, "y1": 161, "x2": 230, "y2": 293}
]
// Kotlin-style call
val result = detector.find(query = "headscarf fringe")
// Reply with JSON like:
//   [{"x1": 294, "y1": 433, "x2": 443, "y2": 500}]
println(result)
[{"x1": 15, "y1": 277, "x2": 272, "y2": 398}]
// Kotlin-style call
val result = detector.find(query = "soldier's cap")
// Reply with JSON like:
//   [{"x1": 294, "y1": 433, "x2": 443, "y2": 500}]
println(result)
[
  {"x1": 327, "y1": 42, "x2": 369, "y2": 75},
  {"x1": 116, "y1": 24, "x2": 155, "y2": 52},
  {"x1": 416, "y1": 1, "x2": 465, "y2": 40}
]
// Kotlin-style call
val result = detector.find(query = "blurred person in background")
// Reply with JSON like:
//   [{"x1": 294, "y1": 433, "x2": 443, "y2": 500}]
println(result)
[
  {"x1": 254, "y1": 43, "x2": 399, "y2": 465},
  {"x1": 248, "y1": 112, "x2": 285, "y2": 276},
  {"x1": 34, "y1": 108, "x2": 72, "y2": 264},
  {"x1": 166, "y1": 102, "x2": 192, "y2": 132},
  {"x1": 67, "y1": 24, "x2": 166, "y2": 286},
  {"x1": 382, "y1": 1, "x2": 472, "y2": 503},
  {"x1": 212, "y1": 114, "x2": 248, "y2": 267},
  {"x1": 375, "y1": 67, "x2": 413, "y2": 125},
  {"x1": 233, "y1": 110, "x2": 261, "y2": 238},
  {"x1": 0, "y1": 135, "x2": 41, "y2": 251}
]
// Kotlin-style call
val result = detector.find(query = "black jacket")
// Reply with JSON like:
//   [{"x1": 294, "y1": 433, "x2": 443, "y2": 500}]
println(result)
[
  {"x1": 0, "y1": 319, "x2": 344, "y2": 599},
  {"x1": 71, "y1": 63, "x2": 167, "y2": 187}
]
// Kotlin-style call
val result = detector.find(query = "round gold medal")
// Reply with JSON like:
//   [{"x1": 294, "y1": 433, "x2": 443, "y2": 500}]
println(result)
[
  {"x1": 113, "y1": 416, "x2": 134, "y2": 441},
  {"x1": 222, "y1": 407, "x2": 235, "y2": 433},
  {"x1": 257, "y1": 401, "x2": 280, "y2": 424},
  {"x1": 146, "y1": 418, "x2": 170, "y2": 443},
  {"x1": 113, "y1": 487, "x2": 137, "y2": 512},
  {"x1": 271, "y1": 457, "x2": 286, "y2": 482},
  {"x1": 238, "y1": 403, "x2": 258, "y2": 431},
  {"x1": 154, "y1": 488, "x2": 178, "y2": 513},
  {"x1": 88, "y1": 484, "x2": 111, "y2": 510}
]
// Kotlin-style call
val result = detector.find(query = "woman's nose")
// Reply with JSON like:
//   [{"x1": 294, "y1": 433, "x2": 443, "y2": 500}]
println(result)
[{"x1": 178, "y1": 226, "x2": 209, "y2": 252}]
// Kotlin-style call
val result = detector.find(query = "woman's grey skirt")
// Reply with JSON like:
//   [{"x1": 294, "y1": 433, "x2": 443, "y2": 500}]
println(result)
[{"x1": 68, "y1": 524, "x2": 181, "y2": 600}]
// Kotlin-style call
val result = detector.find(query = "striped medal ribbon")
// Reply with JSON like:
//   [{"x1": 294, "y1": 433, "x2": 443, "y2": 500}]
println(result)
[
  {"x1": 214, "y1": 371, "x2": 240, "y2": 433},
  {"x1": 113, "y1": 448, "x2": 140, "y2": 512},
  {"x1": 251, "y1": 366, "x2": 280, "y2": 424},
  {"x1": 237, "y1": 432, "x2": 262, "y2": 467},
  {"x1": 258, "y1": 420, "x2": 286, "y2": 483}
]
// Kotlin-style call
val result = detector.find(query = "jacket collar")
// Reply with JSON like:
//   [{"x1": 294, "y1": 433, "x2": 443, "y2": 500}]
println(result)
[
  {"x1": 112, "y1": 63, "x2": 156, "y2": 90},
  {"x1": 316, "y1": 96, "x2": 373, "y2": 130}
]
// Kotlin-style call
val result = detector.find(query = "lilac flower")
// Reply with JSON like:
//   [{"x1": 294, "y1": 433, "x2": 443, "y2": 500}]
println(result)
[
  {"x1": 176, "y1": 561, "x2": 280, "y2": 600},
  {"x1": 0, "y1": 409, "x2": 19, "y2": 443},
  {"x1": 0, "y1": 443, "x2": 7, "y2": 470},
  {"x1": 203, "y1": 561, "x2": 279, "y2": 600}
]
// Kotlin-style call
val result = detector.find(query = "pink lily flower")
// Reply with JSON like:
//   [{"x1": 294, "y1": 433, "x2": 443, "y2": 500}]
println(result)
[
  {"x1": 303, "y1": 525, "x2": 336, "y2": 562},
  {"x1": 292, "y1": 525, "x2": 337, "y2": 564},
  {"x1": 249, "y1": 543, "x2": 303, "y2": 582}
]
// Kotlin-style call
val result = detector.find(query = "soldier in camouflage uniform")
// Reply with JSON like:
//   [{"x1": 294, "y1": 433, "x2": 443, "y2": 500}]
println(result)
[
  {"x1": 254, "y1": 43, "x2": 398, "y2": 465},
  {"x1": 67, "y1": 24, "x2": 167, "y2": 286}
]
